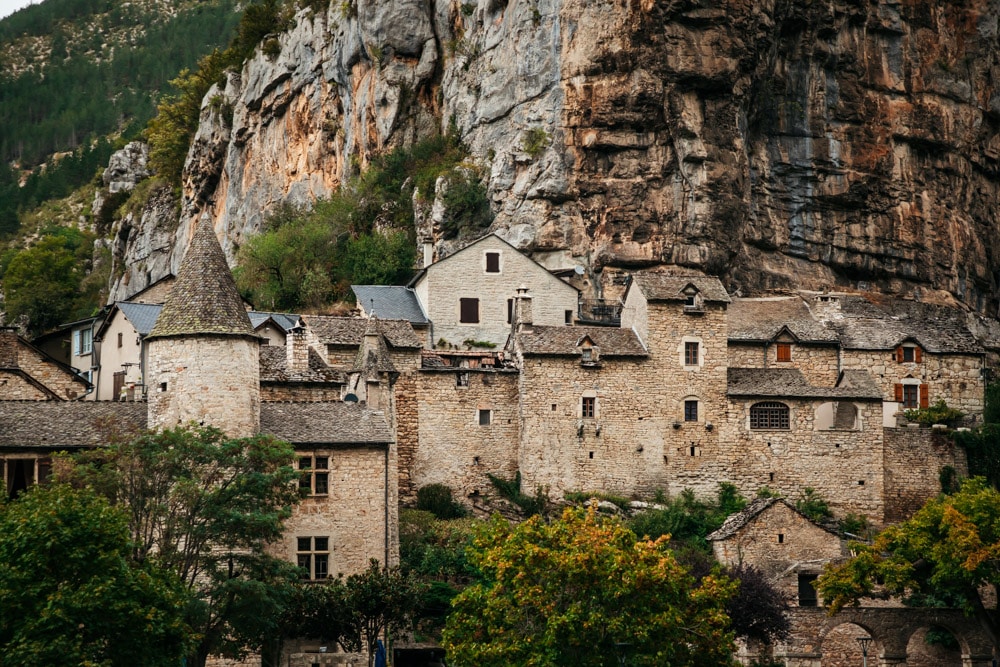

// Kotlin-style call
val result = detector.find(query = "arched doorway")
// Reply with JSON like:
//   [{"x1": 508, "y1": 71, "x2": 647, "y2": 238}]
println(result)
[
  {"x1": 905, "y1": 625, "x2": 963, "y2": 667},
  {"x1": 820, "y1": 622, "x2": 876, "y2": 667}
]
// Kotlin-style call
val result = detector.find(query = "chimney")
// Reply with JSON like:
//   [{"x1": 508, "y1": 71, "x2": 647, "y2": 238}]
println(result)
[
  {"x1": 0, "y1": 328, "x2": 19, "y2": 369},
  {"x1": 422, "y1": 241, "x2": 434, "y2": 268},
  {"x1": 514, "y1": 285, "x2": 533, "y2": 332},
  {"x1": 286, "y1": 328, "x2": 308, "y2": 373}
]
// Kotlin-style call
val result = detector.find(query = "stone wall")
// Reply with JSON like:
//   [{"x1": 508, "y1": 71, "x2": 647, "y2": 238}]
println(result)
[
  {"x1": 261, "y1": 385, "x2": 344, "y2": 402},
  {"x1": 728, "y1": 342, "x2": 841, "y2": 387},
  {"x1": 147, "y1": 336, "x2": 260, "y2": 438},
  {"x1": 883, "y1": 427, "x2": 968, "y2": 523},
  {"x1": 0, "y1": 371, "x2": 50, "y2": 400},
  {"x1": 725, "y1": 398, "x2": 886, "y2": 522},
  {"x1": 0, "y1": 331, "x2": 88, "y2": 400},
  {"x1": 278, "y1": 445, "x2": 393, "y2": 578},
  {"x1": 411, "y1": 368, "x2": 520, "y2": 501}
]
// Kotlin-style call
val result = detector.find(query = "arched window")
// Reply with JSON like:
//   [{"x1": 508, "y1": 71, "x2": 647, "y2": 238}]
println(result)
[{"x1": 750, "y1": 402, "x2": 790, "y2": 430}]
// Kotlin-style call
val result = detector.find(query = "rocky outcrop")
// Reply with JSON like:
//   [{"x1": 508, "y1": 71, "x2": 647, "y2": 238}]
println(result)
[{"x1": 114, "y1": 0, "x2": 1000, "y2": 315}]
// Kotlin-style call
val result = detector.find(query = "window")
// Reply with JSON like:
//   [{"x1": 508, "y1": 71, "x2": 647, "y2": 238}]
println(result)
[
  {"x1": 581, "y1": 348, "x2": 593, "y2": 362},
  {"x1": 685, "y1": 294, "x2": 696, "y2": 307},
  {"x1": 478, "y1": 409, "x2": 491, "y2": 425},
  {"x1": 797, "y1": 573, "x2": 818, "y2": 607},
  {"x1": 902, "y1": 346, "x2": 915, "y2": 362},
  {"x1": 684, "y1": 400, "x2": 698, "y2": 422},
  {"x1": 485, "y1": 252, "x2": 501, "y2": 273},
  {"x1": 73, "y1": 328, "x2": 92, "y2": 356},
  {"x1": 902, "y1": 384, "x2": 918, "y2": 409},
  {"x1": 297, "y1": 536, "x2": 329, "y2": 580},
  {"x1": 457, "y1": 372, "x2": 470, "y2": 387},
  {"x1": 565, "y1": 310, "x2": 573, "y2": 324},
  {"x1": 897, "y1": 344, "x2": 921, "y2": 363},
  {"x1": 3, "y1": 457, "x2": 50, "y2": 500},
  {"x1": 507, "y1": 299, "x2": 514, "y2": 324},
  {"x1": 298, "y1": 456, "x2": 329, "y2": 495},
  {"x1": 459, "y1": 298, "x2": 480, "y2": 324},
  {"x1": 117, "y1": 332, "x2": 123, "y2": 348},
  {"x1": 750, "y1": 402, "x2": 790, "y2": 430},
  {"x1": 776, "y1": 342, "x2": 791, "y2": 362},
  {"x1": 684, "y1": 341, "x2": 699, "y2": 366},
  {"x1": 582, "y1": 396, "x2": 596, "y2": 419}
]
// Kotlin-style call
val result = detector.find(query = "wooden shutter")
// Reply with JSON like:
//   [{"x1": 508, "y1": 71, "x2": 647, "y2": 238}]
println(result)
[
  {"x1": 895, "y1": 345, "x2": 904, "y2": 363},
  {"x1": 919, "y1": 384, "x2": 929, "y2": 408},
  {"x1": 914, "y1": 346, "x2": 923, "y2": 363},
  {"x1": 894, "y1": 384, "x2": 903, "y2": 402},
  {"x1": 459, "y1": 298, "x2": 479, "y2": 324}
]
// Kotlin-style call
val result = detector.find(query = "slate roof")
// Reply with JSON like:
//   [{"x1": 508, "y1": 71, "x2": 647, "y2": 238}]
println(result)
[
  {"x1": 628, "y1": 272, "x2": 731, "y2": 304},
  {"x1": 118, "y1": 302, "x2": 163, "y2": 336},
  {"x1": 259, "y1": 346, "x2": 346, "y2": 384},
  {"x1": 0, "y1": 402, "x2": 147, "y2": 448},
  {"x1": 352, "y1": 319, "x2": 398, "y2": 375},
  {"x1": 303, "y1": 316, "x2": 421, "y2": 349},
  {"x1": 706, "y1": 497, "x2": 842, "y2": 541},
  {"x1": 727, "y1": 367, "x2": 882, "y2": 400},
  {"x1": 147, "y1": 219, "x2": 256, "y2": 339},
  {"x1": 516, "y1": 325, "x2": 648, "y2": 357},
  {"x1": 249, "y1": 312, "x2": 301, "y2": 332},
  {"x1": 260, "y1": 402, "x2": 393, "y2": 444},
  {"x1": 351, "y1": 285, "x2": 430, "y2": 325},
  {"x1": 829, "y1": 295, "x2": 982, "y2": 354},
  {"x1": 728, "y1": 297, "x2": 838, "y2": 344}
]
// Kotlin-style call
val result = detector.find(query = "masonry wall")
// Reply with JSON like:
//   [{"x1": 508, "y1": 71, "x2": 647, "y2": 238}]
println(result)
[
  {"x1": 710, "y1": 503, "x2": 844, "y2": 602},
  {"x1": 411, "y1": 368, "x2": 520, "y2": 501},
  {"x1": 883, "y1": 427, "x2": 968, "y2": 523},
  {"x1": 0, "y1": 371, "x2": 50, "y2": 400},
  {"x1": 728, "y1": 342, "x2": 841, "y2": 387},
  {"x1": 147, "y1": 336, "x2": 260, "y2": 438},
  {"x1": 261, "y1": 385, "x2": 344, "y2": 402},
  {"x1": 278, "y1": 446, "x2": 392, "y2": 578},
  {"x1": 724, "y1": 399, "x2": 886, "y2": 522},
  {"x1": 95, "y1": 312, "x2": 143, "y2": 400},
  {"x1": 0, "y1": 332, "x2": 87, "y2": 400},
  {"x1": 417, "y1": 236, "x2": 578, "y2": 348}
]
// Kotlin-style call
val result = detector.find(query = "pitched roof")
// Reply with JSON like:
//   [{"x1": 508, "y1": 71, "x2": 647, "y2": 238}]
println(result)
[
  {"x1": 628, "y1": 272, "x2": 731, "y2": 304},
  {"x1": 118, "y1": 302, "x2": 163, "y2": 336},
  {"x1": 727, "y1": 367, "x2": 882, "y2": 400},
  {"x1": 351, "y1": 285, "x2": 430, "y2": 324},
  {"x1": 728, "y1": 297, "x2": 838, "y2": 344},
  {"x1": 260, "y1": 402, "x2": 393, "y2": 444},
  {"x1": 249, "y1": 312, "x2": 301, "y2": 331},
  {"x1": 147, "y1": 219, "x2": 256, "y2": 339},
  {"x1": 516, "y1": 325, "x2": 648, "y2": 357},
  {"x1": 0, "y1": 401, "x2": 147, "y2": 448},
  {"x1": 259, "y1": 345, "x2": 346, "y2": 384},
  {"x1": 829, "y1": 295, "x2": 982, "y2": 354},
  {"x1": 352, "y1": 319, "x2": 398, "y2": 375},
  {"x1": 303, "y1": 316, "x2": 421, "y2": 349},
  {"x1": 706, "y1": 497, "x2": 842, "y2": 541}
]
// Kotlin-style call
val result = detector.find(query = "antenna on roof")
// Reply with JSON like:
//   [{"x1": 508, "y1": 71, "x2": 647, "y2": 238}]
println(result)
[{"x1": 369, "y1": 298, "x2": 377, "y2": 319}]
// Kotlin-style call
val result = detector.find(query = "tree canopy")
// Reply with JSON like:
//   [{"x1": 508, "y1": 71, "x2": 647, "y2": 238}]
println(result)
[
  {"x1": 818, "y1": 477, "x2": 1000, "y2": 640},
  {"x1": 0, "y1": 484, "x2": 192, "y2": 667},
  {"x1": 60, "y1": 425, "x2": 303, "y2": 667},
  {"x1": 441, "y1": 506, "x2": 738, "y2": 667}
]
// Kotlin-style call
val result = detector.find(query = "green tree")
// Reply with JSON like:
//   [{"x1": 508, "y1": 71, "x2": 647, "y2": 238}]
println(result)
[
  {"x1": 442, "y1": 506, "x2": 737, "y2": 667},
  {"x1": 343, "y1": 560, "x2": 427, "y2": 667},
  {"x1": 818, "y1": 477, "x2": 1000, "y2": 641},
  {"x1": 60, "y1": 425, "x2": 303, "y2": 667},
  {"x1": 0, "y1": 484, "x2": 192, "y2": 667},
  {"x1": 2, "y1": 234, "x2": 82, "y2": 333}
]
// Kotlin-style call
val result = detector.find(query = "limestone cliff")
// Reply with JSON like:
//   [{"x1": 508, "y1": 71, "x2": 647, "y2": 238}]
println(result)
[{"x1": 111, "y1": 0, "x2": 1000, "y2": 316}]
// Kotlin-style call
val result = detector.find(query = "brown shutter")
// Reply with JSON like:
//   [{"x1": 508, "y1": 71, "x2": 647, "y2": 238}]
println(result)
[
  {"x1": 919, "y1": 384, "x2": 929, "y2": 408},
  {"x1": 914, "y1": 346, "x2": 923, "y2": 363},
  {"x1": 895, "y1": 384, "x2": 904, "y2": 402},
  {"x1": 895, "y1": 346, "x2": 904, "y2": 363}
]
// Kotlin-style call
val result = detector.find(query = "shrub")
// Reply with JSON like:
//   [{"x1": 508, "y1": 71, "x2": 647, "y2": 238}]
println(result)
[
  {"x1": 487, "y1": 472, "x2": 548, "y2": 517},
  {"x1": 521, "y1": 127, "x2": 549, "y2": 158},
  {"x1": 416, "y1": 484, "x2": 468, "y2": 520},
  {"x1": 905, "y1": 400, "x2": 966, "y2": 427},
  {"x1": 795, "y1": 487, "x2": 832, "y2": 523}
]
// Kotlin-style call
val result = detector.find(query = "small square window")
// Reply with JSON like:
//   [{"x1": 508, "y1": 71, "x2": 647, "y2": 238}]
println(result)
[
  {"x1": 684, "y1": 341, "x2": 699, "y2": 366},
  {"x1": 297, "y1": 537, "x2": 311, "y2": 552},
  {"x1": 479, "y1": 409, "x2": 491, "y2": 425},
  {"x1": 902, "y1": 346, "x2": 916, "y2": 362},
  {"x1": 457, "y1": 372, "x2": 470, "y2": 387},
  {"x1": 485, "y1": 252, "x2": 500, "y2": 273},
  {"x1": 565, "y1": 310, "x2": 573, "y2": 324},
  {"x1": 582, "y1": 396, "x2": 596, "y2": 419},
  {"x1": 776, "y1": 342, "x2": 791, "y2": 362},
  {"x1": 684, "y1": 400, "x2": 698, "y2": 422},
  {"x1": 777, "y1": 533, "x2": 785, "y2": 544},
  {"x1": 581, "y1": 348, "x2": 593, "y2": 362}
]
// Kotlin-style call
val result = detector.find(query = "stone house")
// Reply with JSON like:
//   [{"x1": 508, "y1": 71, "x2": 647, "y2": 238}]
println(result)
[
  {"x1": 352, "y1": 284, "x2": 431, "y2": 346},
  {"x1": 0, "y1": 327, "x2": 91, "y2": 401},
  {"x1": 407, "y1": 233, "x2": 580, "y2": 348}
]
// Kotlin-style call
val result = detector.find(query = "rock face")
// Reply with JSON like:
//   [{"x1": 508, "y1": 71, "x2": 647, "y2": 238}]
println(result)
[{"x1": 115, "y1": 0, "x2": 1000, "y2": 314}]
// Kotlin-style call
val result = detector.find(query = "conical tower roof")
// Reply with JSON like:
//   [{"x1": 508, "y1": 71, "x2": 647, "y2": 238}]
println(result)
[{"x1": 147, "y1": 218, "x2": 255, "y2": 339}]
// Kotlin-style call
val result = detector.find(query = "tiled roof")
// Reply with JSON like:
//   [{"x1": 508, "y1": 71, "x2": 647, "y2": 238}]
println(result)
[
  {"x1": 147, "y1": 219, "x2": 256, "y2": 339},
  {"x1": 259, "y1": 345, "x2": 345, "y2": 384},
  {"x1": 352, "y1": 319, "x2": 398, "y2": 375},
  {"x1": 829, "y1": 295, "x2": 982, "y2": 354},
  {"x1": 0, "y1": 402, "x2": 147, "y2": 448},
  {"x1": 517, "y1": 325, "x2": 648, "y2": 356},
  {"x1": 249, "y1": 312, "x2": 301, "y2": 332},
  {"x1": 629, "y1": 272, "x2": 731, "y2": 303},
  {"x1": 260, "y1": 402, "x2": 393, "y2": 444},
  {"x1": 707, "y1": 497, "x2": 841, "y2": 541},
  {"x1": 727, "y1": 368, "x2": 882, "y2": 399},
  {"x1": 728, "y1": 297, "x2": 838, "y2": 343},
  {"x1": 118, "y1": 302, "x2": 163, "y2": 336},
  {"x1": 303, "y1": 316, "x2": 421, "y2": 349},
  {"x1": 352, "y1": 286, "x2": 430, "y2": 324}
]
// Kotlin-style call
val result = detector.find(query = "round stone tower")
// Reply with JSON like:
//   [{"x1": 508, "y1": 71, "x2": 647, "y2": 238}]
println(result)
[{"x1": 145, "y1": 218, "x2": 260, "y2": 437}]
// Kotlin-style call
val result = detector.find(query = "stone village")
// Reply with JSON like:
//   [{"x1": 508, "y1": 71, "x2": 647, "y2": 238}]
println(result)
[{"x1": 1, "y1": 223, "x2": 997, "y2": 666}]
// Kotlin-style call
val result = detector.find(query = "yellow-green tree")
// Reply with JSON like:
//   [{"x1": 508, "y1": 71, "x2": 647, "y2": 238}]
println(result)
[
  {"x1": 818, "y1": 477, "x2": 1000, "y2": 641},
  {"x1": 442, "y1": 506, "x2": 737, "y2": 667}
]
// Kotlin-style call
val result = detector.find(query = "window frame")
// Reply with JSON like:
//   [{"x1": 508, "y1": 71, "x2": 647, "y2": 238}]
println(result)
[
  {"x1": 684, "y1": 399, "x2": 699, "y2": 422},
  {"x1": 73, "y1": 328, "x2": 93, "y2": 356},
  {"x1": 459, "y1": 298, "x2": 480, "y2": 324},
  {"x1": 775, "y1": 342, "x2": 792, "y2": 362},
  {"x1": 478, "y1": 409, "x2": 492, "y2": 426},
  {"x1": 684, "y1": 341, "x2": 699, "y2": 367},
  {"x1": 902, "y1": 384, "x2": 919, "y2": 409},
  {"x1": 298, "y1": 455, "x2": 330, "y2": 496},
  {"x1": 296, "y1": 536, "x2": 330, "y2": 581},
  {"x1": 581, "y1": 396, "x2": 596, "y2": 419},
  {"x1": 749, "y1": 402, "x2": 791, "y2": 430}
]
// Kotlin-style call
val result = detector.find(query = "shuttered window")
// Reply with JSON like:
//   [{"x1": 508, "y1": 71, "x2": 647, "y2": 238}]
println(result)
[
  {"x1": 485, "y1": 252, "x2": 501, "y2": 273},
  {"x1": 459, "y1": 298, "x2": 479, "y2": 324}
]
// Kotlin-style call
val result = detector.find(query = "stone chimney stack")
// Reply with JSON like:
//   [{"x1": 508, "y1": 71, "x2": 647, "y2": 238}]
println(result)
[
  {"x1": 514, "y1": 285, "x2": 533, "y2": 332},
  {"x1": 810, "y1": 293, "x2": 843, "y2": 322},
  {"x1": 286, "y1": 327, "x2": 309, "y2": 373}
]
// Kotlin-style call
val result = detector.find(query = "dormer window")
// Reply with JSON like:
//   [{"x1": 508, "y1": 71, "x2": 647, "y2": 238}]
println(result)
[
  {"x1": 582, "y1": 348, "x2": 593, "y2": 362},
  {"x1": 897, "y1": 344, "x2": 921, "y2": 363},
  {"x1": 682, "y1": 286, "x2": 703, "y2": 312}
]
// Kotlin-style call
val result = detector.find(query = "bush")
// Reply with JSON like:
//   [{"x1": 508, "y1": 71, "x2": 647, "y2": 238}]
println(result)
[
  {"x1": 521, "y1": 127, "x2": 549, "y2": 158},
  {"x1": 795, "y1": 487, "x2": 832, "y2": 523},
  {"x1": 416, "y1": 484, "x2": 468, "y2": 520},
  {"x1": 905, "y1": 400, "x2": 966, "y2": 427},
  {"x1": 487, "y1": 472, "x2": 548, "y2": 517}
]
